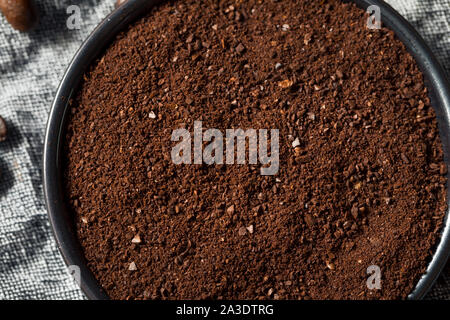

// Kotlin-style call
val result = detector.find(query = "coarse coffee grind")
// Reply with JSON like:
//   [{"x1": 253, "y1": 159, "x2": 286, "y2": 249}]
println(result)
[{"x1": 64, "y1": 0, "x2": 448, "y2": 300}]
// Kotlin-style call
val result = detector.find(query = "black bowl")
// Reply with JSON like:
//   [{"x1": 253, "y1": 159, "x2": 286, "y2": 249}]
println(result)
[{"x1": 43, "y1": 0, "x2": 450, "y2": 300}]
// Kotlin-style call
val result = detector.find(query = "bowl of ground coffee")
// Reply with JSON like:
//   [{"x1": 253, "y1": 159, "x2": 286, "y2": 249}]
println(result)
[{"x1": 44, "y1": 0, "x2": 450, "y2": 300}]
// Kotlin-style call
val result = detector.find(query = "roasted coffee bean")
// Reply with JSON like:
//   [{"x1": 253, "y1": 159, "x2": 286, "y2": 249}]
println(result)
[
  {"x1": 0, "y1": 0, "x2": 38, "y2": 31},
  {"x1": 0, "y1": 116, "x2": 7, "y2": 142}
]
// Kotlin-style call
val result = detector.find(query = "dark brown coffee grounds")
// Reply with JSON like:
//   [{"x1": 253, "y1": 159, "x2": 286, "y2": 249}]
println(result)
[{"x1": 64, "y1": 0, "x2": 448, "y2": 300}]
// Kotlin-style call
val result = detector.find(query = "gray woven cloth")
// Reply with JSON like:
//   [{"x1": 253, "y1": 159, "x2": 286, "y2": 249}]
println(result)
[{"x1": 0, "y1": 0, "x2": 449, "y2": 300}]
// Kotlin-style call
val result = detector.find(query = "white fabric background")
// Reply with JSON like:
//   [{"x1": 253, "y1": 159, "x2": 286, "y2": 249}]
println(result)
[{"x1": 0, "y1": 0, "x2": 449, "y2": 300}]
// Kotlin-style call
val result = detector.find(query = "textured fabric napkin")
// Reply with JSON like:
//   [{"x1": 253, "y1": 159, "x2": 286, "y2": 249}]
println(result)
[{"x1": 0, "y1": 0, "x2": 449, "y2": 300}]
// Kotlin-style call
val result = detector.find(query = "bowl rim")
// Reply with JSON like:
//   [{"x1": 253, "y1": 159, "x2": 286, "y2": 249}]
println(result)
[{"x1": 43, "y1": 0, "x2": 450, "y2": 300}]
